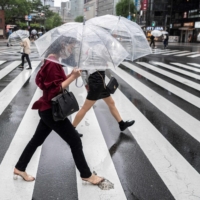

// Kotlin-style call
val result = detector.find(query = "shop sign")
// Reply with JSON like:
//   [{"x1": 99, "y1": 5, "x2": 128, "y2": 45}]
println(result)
[
  {"x1": 173, "y1": 23, "x2": 181, "y2": 27},
  {"x1": 134, "y1": 0, "x2": 141, "y2": 12},
  {"x1": 146, "y1": 26, "x2": 163, "y2": 31},
  {"x1": 141, "y1": 0, "x2": 148, "y2": 10},
  {"x1": 195, "y1": 21, "x2": 200, "y2": 28},
  {"x1": 184, "y1": 22, "x2": 194, "y2": 27}
]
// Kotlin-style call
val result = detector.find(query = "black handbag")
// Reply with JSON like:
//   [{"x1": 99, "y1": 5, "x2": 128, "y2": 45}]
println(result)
[
  {"x1": 96, "y1": 71, "x2": 119, "y2": 94},
  {"x1": 51, "y1": 88, "x2": 79, "y2": 121},
  {"x1": 106, "y1": 77, "x2": 119, "y2": 94}
]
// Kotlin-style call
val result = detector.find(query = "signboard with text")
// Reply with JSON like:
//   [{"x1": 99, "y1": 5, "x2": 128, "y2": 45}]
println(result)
[
  {"x1": 141, "y1": 0, "x2": 148, "y2": 10},
  {"x1": 195, "y1": 22, "x2": 200, "y2": 28},
  {"x1": 146, "y1": 26, "x2": 163, "y2": 31}
]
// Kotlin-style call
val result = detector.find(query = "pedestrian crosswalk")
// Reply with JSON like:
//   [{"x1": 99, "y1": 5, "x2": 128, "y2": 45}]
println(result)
[
  {"x1": 151, "y1": 48, "x2": 200, "y2": 57},
  {"x1": 0, "y1": 58, "x2": 200, "y2": 200}
]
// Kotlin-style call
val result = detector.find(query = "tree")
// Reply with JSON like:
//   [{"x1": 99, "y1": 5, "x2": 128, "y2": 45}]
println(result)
[
  {"x1": 1, "y1": 0, "x2": 32, "y2": 23},
  {"x1": 116, "y1": 0, "x2": 136, "y2": 20},
  {"x1": 45, "y1": 13, "x2": 62, "y2": 30},
  {"x1": 75, "y1": 16, "x2": 83, "y2": 22}
]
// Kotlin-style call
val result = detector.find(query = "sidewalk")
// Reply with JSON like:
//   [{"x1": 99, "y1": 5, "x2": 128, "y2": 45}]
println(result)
[{"x1": 155, "y1": 41, "x2": 200, "y2": 48}]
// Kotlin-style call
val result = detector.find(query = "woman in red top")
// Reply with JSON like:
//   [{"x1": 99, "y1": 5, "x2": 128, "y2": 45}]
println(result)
[{"x1": 13, "y1": 37, "x2": 104, "y2": 185}]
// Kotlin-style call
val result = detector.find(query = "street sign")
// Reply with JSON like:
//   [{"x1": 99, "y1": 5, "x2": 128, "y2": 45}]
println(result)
[
  {"x1": 28, "y1": 15, "x2": 32, "y2": 21},
  {"x1": 127, "y1": 15, "x2": 131, "y2": 20}
]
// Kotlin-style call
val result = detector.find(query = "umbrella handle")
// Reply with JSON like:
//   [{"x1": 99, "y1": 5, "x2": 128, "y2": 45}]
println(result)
[{"x1": 75, "y1": 78, "x2": 84, "y2": 88}]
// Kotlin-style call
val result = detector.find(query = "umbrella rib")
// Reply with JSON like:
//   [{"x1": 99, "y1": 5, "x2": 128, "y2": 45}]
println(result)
[
  {"x1": 77, "y1": 25, "x2": 84, "y2": 69},
  {"x1": 87, "y1": 26, "x2": 115, "y2": 69}
]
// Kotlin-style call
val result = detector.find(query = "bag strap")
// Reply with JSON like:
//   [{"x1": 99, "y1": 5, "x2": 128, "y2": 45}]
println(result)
[{"x1": 96, "y1": 70, "x2": 106, "y2": 89}]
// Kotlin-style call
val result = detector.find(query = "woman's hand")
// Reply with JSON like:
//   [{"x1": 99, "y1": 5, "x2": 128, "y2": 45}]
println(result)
[{"x1": 71, "y1": 68, "x2": 81, "y2": 80}]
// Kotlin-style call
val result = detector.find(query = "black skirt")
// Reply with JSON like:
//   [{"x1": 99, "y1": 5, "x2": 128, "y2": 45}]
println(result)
[{"x1": 86, "y1": 71, "x2": 110, "y2": 101}]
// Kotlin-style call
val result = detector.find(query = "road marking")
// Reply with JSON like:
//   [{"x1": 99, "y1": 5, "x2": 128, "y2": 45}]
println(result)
[
  {"x1": 0, "y1": 60, "x2": 6, "y2": 65},
  {"x1": 0, "y1": 88, "x2": 42, "y2": 200},
  {"x1": 0, "y1": 61, "x2": 21, "y2": 80},
  {"x1": 68, "y1": 68, "x2": 127, "y2": 200},
  {"x1": 162, "y1": 51, "x2": 189, "y2": 55},
  {"x1": 187, "y1": 63, "x2": 200, "y2": 68},
  {"x1": 108, "y1": 70, "x2": 200, "y2": 200},
  {"x1": 122, "y1": 62, "x2": 200, "y2": 108},
  {"x1": 152, "y1": 62, "x2": 200, "y2": 80},
  {"x1": 171, "y1": 62, "x2": 200, "y2": 73},
  {"x1": 175, "y1": 52, "x2": 199, "y2": 57},
  {"x1": 188, "y1": 54, "x2": 200, "y2": 58},
  {"x1": 136, "y1": 62, "x2": 200, "y2": 91},
  {"x1": 0, "y1": 61, "x2": 41, "y2": 115}
]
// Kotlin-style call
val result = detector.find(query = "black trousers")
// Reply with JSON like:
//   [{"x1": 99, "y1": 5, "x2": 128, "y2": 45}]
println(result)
[
  {"x1": 21, "y1": 53, "x2": 32, "y2": 68},
  {"x1": 15, "y1": 109, "x2": 92, "y2": 178},
  {"x1": 150, "y1": 40, "x2": 155, "y2": 47}
]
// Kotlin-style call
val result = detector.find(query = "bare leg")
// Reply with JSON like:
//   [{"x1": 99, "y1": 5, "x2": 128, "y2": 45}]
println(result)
[
  {"x1": 103, "y1": 96, "x2": 122, "y2": 122},
  {"x1": 72, "y1": 99, "x2": 96, "y2": 127}
]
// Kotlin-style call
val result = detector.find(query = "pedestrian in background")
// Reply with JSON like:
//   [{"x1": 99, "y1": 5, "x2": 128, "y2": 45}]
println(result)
[
  {"x1": 14, "y1": 36, "x2": 104, "y2": 185},
  {"x1": 163, "y1": 34, "x2": 168, "y2": 49},
  {"x1": 149, "y1": 35, "x2": 155, "y2": 48},
  {"x1": 19, "y1": 37, "x2": 32, "y2": 70},
  {"x1": 7, "y1": 29, "x2": 13, "y2": 47}
]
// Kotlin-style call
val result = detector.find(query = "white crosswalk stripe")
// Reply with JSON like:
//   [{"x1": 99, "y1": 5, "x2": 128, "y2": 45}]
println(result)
[{"x1": 0, "y1": 57, "x2": 200, "y2": 200}]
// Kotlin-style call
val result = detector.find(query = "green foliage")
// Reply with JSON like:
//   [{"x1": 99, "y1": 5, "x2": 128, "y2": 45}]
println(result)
[
  {"x1": 116, "y1": 0, "x2": 136, "y2": 20},
  {"x1": 45, "y1": 13, "x2": 62, "y2": 30},
  {"x1": 75, "y1": 16, "x2": 84, "y2": 22},
  {"x1": 16, "y1": 22, "x2": 40, "y2": 29},
  {"x1": 1, "y1": 0, "x2": 55, "y2": 24}
]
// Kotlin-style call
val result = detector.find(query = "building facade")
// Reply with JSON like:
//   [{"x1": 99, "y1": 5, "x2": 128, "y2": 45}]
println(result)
[
  {"x1": 61, "y1": 0, "x2": 84, "y2": 23},
  {"x1": 43, "y1": 0, "x2": 54, "y2": 7}
]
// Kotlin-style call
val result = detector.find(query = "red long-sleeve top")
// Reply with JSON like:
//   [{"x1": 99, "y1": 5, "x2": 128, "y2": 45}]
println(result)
[{"x1": 32, "y1": 57, "x2": 67, "y2": 111}]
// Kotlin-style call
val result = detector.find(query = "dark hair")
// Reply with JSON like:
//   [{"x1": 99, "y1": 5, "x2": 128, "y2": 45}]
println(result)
[{"x1": 45, "y1": 36, "x2": 78, "y2": 57}]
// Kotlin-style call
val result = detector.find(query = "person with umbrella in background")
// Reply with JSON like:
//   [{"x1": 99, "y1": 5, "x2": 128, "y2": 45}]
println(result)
[
  {"x1": 149, "y1": 34, "x2": 155, "y2": 48},
  {"x1": 14, "y1": 36, "x2": 104, "y2": 185}
]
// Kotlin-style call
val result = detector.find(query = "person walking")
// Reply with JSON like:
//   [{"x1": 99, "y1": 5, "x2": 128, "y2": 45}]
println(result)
[
  {"x1": 72, "y1": 68, "x2": 135, "y2": 133},
  {"x1": 14, "y1": 36, "x2": 104, "y2": 185},
  {"x1": 163, "y1": 34, "x2": 169, "y2": 49},
  {"x1": 19, "y1": 37, "x2": 32, "y2": 70},
  {"x1": 149, "y1": 35, "x2": 155, "y2": 48},
  {"x1": 7, "y1": 29, "x2": 13, "y2": 47}
]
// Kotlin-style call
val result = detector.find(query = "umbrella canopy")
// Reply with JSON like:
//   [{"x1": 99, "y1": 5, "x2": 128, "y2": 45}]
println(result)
[
  {"x1": 161, "y1": 31, "x2": 168, "y2": 35},
  {"x1": 31, "y1": 29, "x2": 37, "y2": 35},
  {"x1": 8, "y1": 30, "x2": 29, "y2": 43},
  {"x1": 34, "y1": 23, "x2": 128, "y2": 70},
  {"x1": 151, "y1": 30, "x2": 162, "y2": 37},
  {"x1": 87, "y1": 14, "x2": 152, "y2": 61}
]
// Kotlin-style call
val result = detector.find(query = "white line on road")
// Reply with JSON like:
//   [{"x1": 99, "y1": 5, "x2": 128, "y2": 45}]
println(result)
[
  {"x1": 0, "y1": 88, "x2": 42, "y2": 200},
  {"x1": 171, "y1": 62, "x2": 200, "y2": 73},
  {"x1": 187, "y1": 54, "x2": 200, "y2": 58},
  {"x1": 122, "y1": 62, "x2": 200, "y2": 109},
  {"x1": 108, "y1": 70, "x2": 200, "y2": 200},
  {"x1": 187, "y1": 63, "x2": 200, "y2": 68},
  {"x1": 0, "y1": 61, "x2": 21, "y2": 80},
  {"x1": 68, "y1": 68, "x2": 127, "y2": 200},
  {"x1": 136, "y1": 62, "x2": 200, "y2": 91},
  {"x1": 152, "y1": 62, "x2": 200, "y2": 80},
  {"x1": 0, "y1": 61, "x2": 41, "y2": 115},
  {"x1": 0, "y1": 60, "x2": 6, "y2": 66},
  {"x1": 174, "y1": 52, "x2": 199, "y2": 57},
  {"x1": 162, "y1": 51, "x2": 189, "y2": 55}
]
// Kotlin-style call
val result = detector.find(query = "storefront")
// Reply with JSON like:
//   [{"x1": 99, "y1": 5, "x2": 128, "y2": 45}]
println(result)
[
  {"x1": 194, "y1": 21, "x2": 200, "y2": 42},
  {"x1": 179, "y1": 22, "x2": 194, "y2": 43}
]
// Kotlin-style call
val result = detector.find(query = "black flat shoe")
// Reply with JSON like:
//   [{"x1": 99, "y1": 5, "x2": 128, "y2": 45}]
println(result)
[
  {"x1": 74, "y1": 129, "x2": 83, "y2": 137},
  {"x1": 18, "y1": 66, "x2": 24, "y2": 68},
  {"x1": 26, "y1": 67, "x2": 32, "y2": 70},
  {"x1": 120, "y1": 120, "x2": 135, "y2": 131}
]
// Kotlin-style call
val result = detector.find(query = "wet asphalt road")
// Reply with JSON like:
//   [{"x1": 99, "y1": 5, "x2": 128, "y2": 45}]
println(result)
[{"x1": 0, "y1": 40, "x2": 200, "y2": 200}]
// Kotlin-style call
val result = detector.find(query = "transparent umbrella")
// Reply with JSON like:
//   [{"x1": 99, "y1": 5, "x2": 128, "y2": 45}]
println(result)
[
  {"x1": 8, "y1": 30, "x2": 29, "y2": 43},
  {"x1": 34, "y1": 23, "x2": 128, "y2": 70},
  {"x1": 31, "y1": 29, "x2": 37, "y2": 35},
  {"x1": 151, "y1": 30, "x2": 162, "y2": 37},
  {"x1": 87, "y1": 14, "x2": 152, "y2": 61},
  {"x1": 161, "y1": 31, "x2": 168, "y2": 35}
]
